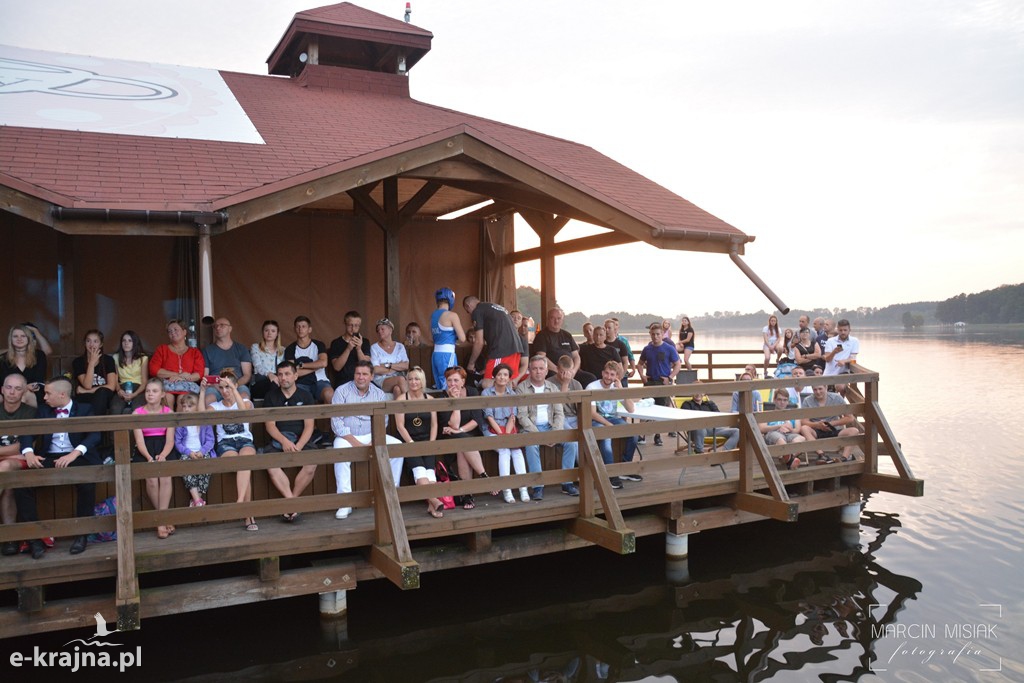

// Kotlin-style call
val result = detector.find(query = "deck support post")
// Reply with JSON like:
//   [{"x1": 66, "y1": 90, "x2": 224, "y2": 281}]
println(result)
[
  {"x1": 113, "y1": 430, "x2": 140, "y2": 631},
  {"x1": 840, "y1": 502, "x2": 863, "y2": 547},
  {"x1": 319, "y1": 590, "x2": 348, "y2": 617},
  {"x1": 665, "y1": 531, "x2": 688, "y2": 559},
  {"x1": 666, "y1": 557, "x2": 691, "y2": 585},
  {"x1": 17, "y1": 586, "x2": 44, "y2": 613}
]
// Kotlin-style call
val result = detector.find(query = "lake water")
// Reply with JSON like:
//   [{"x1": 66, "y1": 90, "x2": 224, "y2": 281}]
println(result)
[{"x1": 4, "y1": 329, "x2": 1021, "y2": 681}]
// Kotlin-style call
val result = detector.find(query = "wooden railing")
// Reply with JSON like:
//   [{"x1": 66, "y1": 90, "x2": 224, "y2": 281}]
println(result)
[{"x1": 0, "y1": 365, "x2": 922, "y2": 630}]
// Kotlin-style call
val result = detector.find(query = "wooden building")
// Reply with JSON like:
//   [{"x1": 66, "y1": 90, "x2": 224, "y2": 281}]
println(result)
[{"x1": 0, "y1": 2, "x2": 785, "y2": 362}]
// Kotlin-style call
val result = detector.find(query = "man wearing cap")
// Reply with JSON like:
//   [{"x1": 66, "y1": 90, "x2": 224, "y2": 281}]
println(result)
[
  {"x1": 431, "y1": 288, "x2": 466, "y2": 390},
  {"x1": 463, "y1": 295, "x2": 521, "y2": 390}
]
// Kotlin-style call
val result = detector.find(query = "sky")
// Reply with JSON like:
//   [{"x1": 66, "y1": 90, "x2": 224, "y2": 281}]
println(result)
[{"x1": 2, "y1": 0, "x2": 1022, "y2": 318}]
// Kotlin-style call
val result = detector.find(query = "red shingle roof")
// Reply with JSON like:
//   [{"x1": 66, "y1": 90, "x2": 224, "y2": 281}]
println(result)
[{"x1": 298, "y1": 2, "x2": 432, "y2": 37}]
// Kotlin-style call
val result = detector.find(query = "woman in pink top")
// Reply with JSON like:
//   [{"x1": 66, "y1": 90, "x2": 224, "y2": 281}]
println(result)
[{"x1": 133, "y1": 378, "x2": 176, "y2": 539}]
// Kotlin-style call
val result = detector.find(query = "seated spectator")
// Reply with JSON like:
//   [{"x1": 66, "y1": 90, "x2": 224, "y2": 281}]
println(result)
[
  {"x1": 482, "y1": 363, "x2": 530, "y2": 504},
  {"x1": 329, "y1": 310, "x2": 372, "y2": 388},
  {"x1": 249, "y1": 319, "x2": 285, "y2": 400},
  {"x1": 0, "y1": 373, "x2": 35, "y2": 556},
  {"x1": 776, "y1": 366, "x2": 814, "y2": 406},
  {"x1": 394, "y1": 367, "x2": 443, "y2": 518},
  {"x1": 730, "y1": 372, "x2": 764, "y2": 412},
  {"x1": 743, "y1": 363, "x2": 760, "y2": 379},
  {"x1": 15, "y1": 378, "x2": 100, "y2": 558},
  {"x1": 149, "y1": 319, "x2": 205, "y2": 407},
  {"x1": 531, "y1": 306, "x2": 595, "y2": 387},
  {"x1": 516, "y1": 355, "x2": 579, "y2": 499},
  {"x1": 1, "y1": 324, "x2": 48, "y2": 407},
  {"x1": 761, "y1": 314, "x2": 781, "y2": 375},
  {"x1": 330, "y1": 360, "x2": 402, "y2": 520},
  {"x1": 200, "y1": 370, "x2": 258, "y2": 531},
  {"x1": 203, "y1": 317, "x2": 253, "y2": 401},
  {"x1": 778, "y1": 328, "x2": 796, "y2": 362},
  {"x1": 132, "y1": 378, "x2": 176, "y2": 539},
  {"x1": 761, "y1": 390, "x2": 807, "y2": 469},
  {"x1": 680, "y1": 388, "x2": 739, "y2": 454},
  {"x1": 637, "y1": 321, "x2": 680, "y2": 447},
  {"x1": 437, "y1": 366, "x2": 493, "y2": 509},
  {"x1": 587, "y1": 360, "x2": 637, "y2": 488},
  {"x1": 581, "y1": 322, "x2": 594, "y2": 345},
  {"x1": 284, "y1": 316, "x2": 333, "y2": 404},
  {"x1": 677, "y1": 316, "x2": 695, "y2": 371},
  {"x1": 370, "y1": 318, "x2": 409, "y2": 399},
  {"x1": 263, "y1": 360, "x2": 320, "y2": 522},
  {"x1": 174, "y1": 393, "x2": 215, "y2": 509},
  {"x1": 553, "y1": 355, "x2": 583, "y2": 426},
  {"x1": 110, "y1": 330, "x2": 148, "y2": 415},
  {"x1": 72, "y1": 329, "x2": 118, "y2": 415},
  {"x1": 579, "y1": 324, "x2": 622, "y2": 380},
  {"x1": 792, "y1": 328, "x2": 824, "y2": 374},
  {"x1": 799, "y1": 384, "x2": 860, "y2": 462}
]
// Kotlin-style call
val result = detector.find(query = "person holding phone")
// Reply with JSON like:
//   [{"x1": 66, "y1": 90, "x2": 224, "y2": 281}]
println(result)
[
  {"x1": 329, "y1": 310, "x2": 371, "y2": 387},
  {"x1": 823, "y1": 319, "x2": 860, "y2": 375}
]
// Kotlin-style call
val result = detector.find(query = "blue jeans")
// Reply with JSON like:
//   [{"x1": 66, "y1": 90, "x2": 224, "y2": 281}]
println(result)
[
  {"x1": 525, "y1": 422, "x2": 578, "y2": 484},
  {"x1": 592, "y1": 416, "x2": 637, "y2": 465},
  {"x1": 689, "y1": 427, "x2": 740, "y2": 452}
]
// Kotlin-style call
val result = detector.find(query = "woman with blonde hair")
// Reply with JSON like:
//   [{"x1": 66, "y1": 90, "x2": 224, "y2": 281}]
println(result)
[
  {"x1": 249, "y1": 319, "x2": 285, "y2": 400},
  {"x1": 395, "y1": 367, "x2": 443, "y2": 518},
  {"x1": 0, "y1": 324, "x2": 47, "y2": 407}
]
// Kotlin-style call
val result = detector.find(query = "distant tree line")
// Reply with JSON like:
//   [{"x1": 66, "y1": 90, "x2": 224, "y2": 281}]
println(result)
[{"x1": 934, "y1": 283, "x2": 1024, "y2": 324}]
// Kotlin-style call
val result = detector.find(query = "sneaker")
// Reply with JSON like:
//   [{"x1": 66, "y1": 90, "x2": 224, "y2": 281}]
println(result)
[
  {"x1": 654, "y1": 434, "x2": 664, "y2": 447},
  {"x1": 519, "y1": 487, "x2": 531, "y2": 502},
  {"x1": 561, "y1": 483, "x2": 580, "y2": 497},
  {"x1": 503, "y1": 490, "x2": 516, "y2": 504},
  {"x1": 196, "y1": 499, "x2": 206, "y2": 507},
  {"x1": 620, "y1": 473, "x2": 644, "y2": 482},
  {"x1": 532, "y1": 486, "x2": 544, "y2": 501},
  {"x1": 335, "y1": 507, "x2": 352, "y2": 519},
  {"x1": 609, "y1": 477, "x2": 624, "y2": 489}
]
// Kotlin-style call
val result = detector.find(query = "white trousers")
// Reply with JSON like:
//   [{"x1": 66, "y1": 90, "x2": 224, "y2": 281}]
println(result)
[{"x1": 333, "y1": 434, "x2": 403, "y2": 494}]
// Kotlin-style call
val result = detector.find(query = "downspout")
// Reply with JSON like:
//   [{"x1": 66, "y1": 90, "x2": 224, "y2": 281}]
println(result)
[{"x1": 730, "y1": 246, "x2": 790, "y2": 315}]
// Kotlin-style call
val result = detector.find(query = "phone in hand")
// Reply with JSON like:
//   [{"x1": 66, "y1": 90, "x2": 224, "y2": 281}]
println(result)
[{"x1": 203, "y1": 375, "x2": 221, "y2": 385}]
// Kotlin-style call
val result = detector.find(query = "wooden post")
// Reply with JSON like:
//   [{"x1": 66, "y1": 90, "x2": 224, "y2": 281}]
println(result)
[
  {"x1": 383, "y1": 177, "x2": 401, "y2": 327},
  {"x1": 57, "y1": 234, "x2": 75, "y2": 362},
  {"x1": 519, "y1": 210, "x2": 568, "y2": 322},
  {"x1": 368, "y1": 412, "x2": 419, "y2": 589},
  {"x1": 113, "y1": 430, "x2": 140, "y2": 631},
  {"x1": 863, "y1": 378, "x2": 879, "y2": 473},
  {"x1": 577, "y1": 399, "x2": 595, "y2": 517},
  {"x1": 738, "y1": 389, "x2": 755, "y2": 492}
]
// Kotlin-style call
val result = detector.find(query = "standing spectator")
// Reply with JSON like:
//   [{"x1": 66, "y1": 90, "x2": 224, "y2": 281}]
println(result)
[
  {"x1": 605, "y1": 318, "x2": 637, "y2": 381},
  {"x1": 637, "y1": 322, "x2": 680, "y2": 447},
  {"x1": 581, "y1": 322, "x2": 594, "y2": 345},
  {"x1": 370, "y1": 318, "x2": 409, "y2": 399},
  {"x1": 677, "y1": 317, "x2": 695, "y2": 371},
  {"x1": 132, "y1": 378, "x2": 176, "y2": 539},
  {"x1": 823, "y1": 319, "x2": 860, "y2": 375},
  {"x1": 174, "y1": 393, "x2": 215, "y2": 509},
  {"x1": 813, "y1": 317, "x2": 828, "y2": 349},
  {"x1": 149, "y1": 319, "x2": 205, "y2": 407},
  {"x1": 463, "y1": 296, "x2": 522, "y2": 390},
  {"x1": 249, "y1": 319, "x2": 285, "y2": 400},
  {"x1": 1, "y1": 324, "x2": 47, "y2": 407},
  {"x1": 110, "y1": 330, "x2": 148, "y2": 415},
  {"x1": 284, "y1": 316, "x2": 333, "y2": 404},
  {"x1": 762, "y1": 315, "x2": 781, "y2": 376},
  {"x1": 72, "y1": 329, "x2": 118, "y2": 415},
  {"x1": 531, "y1": 306, "x2": 595, "y2": 387},
  {"x1": 508, "y1": 309, "x2": 531, "y2": 385},
  {"x1": 578, "y1": 325, "x2": 622, "y2": 380},
  {"x1": 430, "y1": 288, "x2": 467, "y2": 391},
  {"x1": 329, "y1": 310, "x2": 372, "y2": 388}
]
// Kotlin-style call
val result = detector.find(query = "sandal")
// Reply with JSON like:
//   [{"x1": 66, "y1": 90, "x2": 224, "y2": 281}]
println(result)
[
  {"x1": 157, "y1": 526, "x2": 169, "y2": 539},
  {"x1": 839, "y1": 454, "x2": 855, "y2": 463},
  {"x1": 818, "y1": 455, "x2": 837, "y2": 465},
  {"x1": 428, "y1": 506, "x2": 444, "y2": 519},
  {"x1": 479, "y1": 471, "x2": 499, "y2": 496},
  {"x1": 166, "y1": 525, "x2": 175, "y2": 535},
  {"x1": 244, "y1": 518, "x2": 259, "y2": 532},
  {"x1": 463, "y1": 494, "x2": 476, "y2": 510},
  {"x1": 783, "y1": 455, "x2": 801, "y2": 470}
]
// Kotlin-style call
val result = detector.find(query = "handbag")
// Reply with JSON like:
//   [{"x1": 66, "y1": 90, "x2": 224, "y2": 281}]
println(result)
[{"x1": 434, "y1": 459, "x2": 459, "y2": 510}]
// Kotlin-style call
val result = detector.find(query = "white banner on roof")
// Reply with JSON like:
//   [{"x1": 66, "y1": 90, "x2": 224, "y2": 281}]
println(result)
[{"x1": 0, "y1": 44, "x2": 264, "y2": 144}]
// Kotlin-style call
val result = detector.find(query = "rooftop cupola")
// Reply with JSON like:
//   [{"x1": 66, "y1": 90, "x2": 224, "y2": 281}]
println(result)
[{"x1": 267, "y1": 2, "x2": 432, "y2": 78}]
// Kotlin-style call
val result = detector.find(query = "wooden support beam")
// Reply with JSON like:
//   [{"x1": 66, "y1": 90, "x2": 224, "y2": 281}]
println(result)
[
  {"x1": 739, "y1": 412, "x2": 789, "y2": 502},
  {"x1": 259, "y1": 557, "x2": 281, "y2": 582},
  {"x1": 507, "y1": 230, "x2": 639, "y2": 265},
  {"x1": 732, "y1": 492, "x2": 799, "y2": 522},
  {"x1": 857, "y1": 473, "x2": 924, "y2": 497},
  {"x1": 568, "y1": 518, "x2": 635, "y2": 554},
  {"x1": 398, "y1": 180, "x2": 442, "y2": 224},
  {"x1": 519, "y1": 209, "x2": 568, "y2": 322},
  {"x1": 369, "y1": 544, "x2": 420, "y2": 590},
  {"x1": 868, "y1": 400, "x2": 916, "y2": 479},
  {"x1": 466, "y1": 531, "x2": 492, "y2": 553},
  {"x1": 112, "y1": 430, "x2": 140, "y2": 632},
  {"x1": 347, "y1": 183, "x2": 385, "y2": 227},
  {"x1": 863, "y1": 381, "x2": 879, "y2": 473},
  {"x1": 401, "y1": 159, "x2": 515, "y2": 184},
  {"x1": 17, "y1": 587, "x2": 44, "y2": 613},
  {"x1": 443, "y1": 178, "x2": 608, "y2": 227},
  {"x1": 737, "y1": 390, "x2": 756, "y2": 493}
]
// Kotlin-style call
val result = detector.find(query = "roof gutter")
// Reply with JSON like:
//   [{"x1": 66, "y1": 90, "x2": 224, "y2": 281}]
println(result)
[
  {"x1": 729, "y1": 246, "x2": 790, "y2": 315},
  {"x1": 51, "y1": 208, "x2": 228, "y2": 226}
]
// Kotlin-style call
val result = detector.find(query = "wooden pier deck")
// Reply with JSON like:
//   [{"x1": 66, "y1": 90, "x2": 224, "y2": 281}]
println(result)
[{"x1": 0, "y1": 367, "x2": 922, "y2": 638}]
